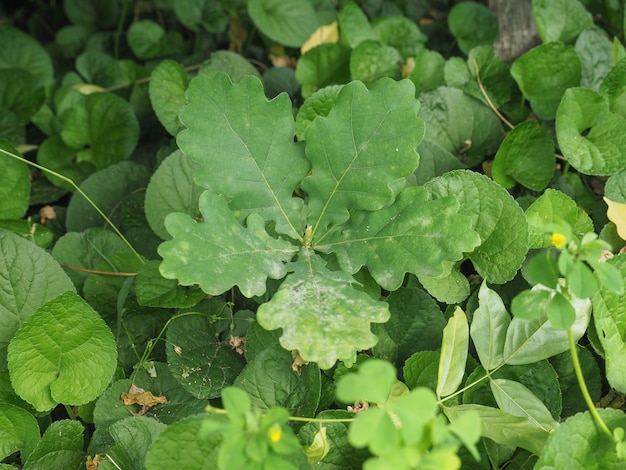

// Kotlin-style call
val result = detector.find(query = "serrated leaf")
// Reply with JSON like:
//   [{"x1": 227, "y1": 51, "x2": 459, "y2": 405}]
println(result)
[
  {"x1": 471, "y1": 282, "x2": 511, "y2": 371},
  {"x1": 437, "y1": 307, "x2": 469, "y2": 398},
  {"x1": 0, "y1": 404, "x2": 39, "y2": 462},
  {"x1": 302, "y1": 78, "x2": 423, "y2": 235},
  {"x1": 256, "y1": 249, "x2": 390, "y2": 369},
  {"x1": 532, "y1": 0, "x2": 593, "y2": 44},
  {"x1": 177, "y1": 72, "x2": 310, "y2": 237},
  {"x1": 556, "y1": 87, "x2": 626, "y2": 175},
  {"x1": 166, "y1": 315, "x2": 245, "y2": 399},
  {"x1": 7, "y1": 291, "x2": 117, "y2": 412},
  {"x1": 0, "y1": 229, "x2": 75, "y2": 368},
  {"x1": 23, "y1": 420, "x2": 84, "y2": 470},
  {"x1": 158, "y1": 191, "x2": 298, "y2": 297},
  {"x1": 320, "y1": 186, "x2": 480, "y2": 290},
  {"x1": 148, "y1": 60, "x2": 188, "y2": 136}
]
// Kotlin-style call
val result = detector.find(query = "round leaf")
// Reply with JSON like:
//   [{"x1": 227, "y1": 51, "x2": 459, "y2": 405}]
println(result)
[
  {"x1": 148, "y1": 60, "x2": 189, "y2": 136},
  {"x1": 248, "y1": 0, "x2": 319, "y2": 47},
  {"x1": 448, "y1": 2, "x2": 498, "y2": 54},
  {"x1": 0, "y1": 404, "x2": 39, "y2": 461}
]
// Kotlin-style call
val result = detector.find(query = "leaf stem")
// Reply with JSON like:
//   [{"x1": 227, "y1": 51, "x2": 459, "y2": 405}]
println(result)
[
  {"x1": 0, "y1": 147, "x2": 144, "y2": 264},
  {"x1": 472, "y1": 59, "x2": 515, "y2": 130},
  {"x1": 568, "y1": 328, "x2": 615, "y2": 442}
]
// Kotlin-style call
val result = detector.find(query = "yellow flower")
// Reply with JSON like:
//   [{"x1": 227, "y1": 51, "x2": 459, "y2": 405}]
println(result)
[
  {"x1": 550, "y1": 232, "x2": 567, "y2": 249},
  {"x1": 268, "y1": 423, "x2": 282, "y2": 443}
]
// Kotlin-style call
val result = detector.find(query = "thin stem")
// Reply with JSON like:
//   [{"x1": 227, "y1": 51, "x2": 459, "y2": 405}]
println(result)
[
  {"x1": 206, "y1": 405, "x2": 355, "y2": 424},
  {"x1": 472, "y1": 59, "x2": 515, "y2": 130},
  {"x1": 568, "y1": 328, "x2": 615, "y2": 442},
  {"x1": 60, "y1": 264, "x2": 138, "y2": 276},
  {"x1": 0, "y1": 147, "x2": 144, "y2": 264}
]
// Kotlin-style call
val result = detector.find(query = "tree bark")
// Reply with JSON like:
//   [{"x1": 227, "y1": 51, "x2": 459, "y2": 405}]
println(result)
[{"x1": 488, "y1": 0, "x2": 541, "y2": 62}]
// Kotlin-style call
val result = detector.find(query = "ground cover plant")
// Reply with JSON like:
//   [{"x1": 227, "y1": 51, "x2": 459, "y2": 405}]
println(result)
[{"x1": 2, "y1": 0, "x2": 626, "y2": 468}]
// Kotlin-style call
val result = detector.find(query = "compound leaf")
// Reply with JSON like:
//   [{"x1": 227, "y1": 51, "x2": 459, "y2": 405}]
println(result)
[
  {"x1": 177, "y1": 72, "x2": 310, "y2": 238},
  {"x1": 256, "y1": 249, "x2": 390, "y2": 369},
  {"x1": 159, "y1": 191, "x2": 298, "y2": 298}
]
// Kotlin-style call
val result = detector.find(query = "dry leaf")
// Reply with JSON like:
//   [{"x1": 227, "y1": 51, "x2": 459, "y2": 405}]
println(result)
[
  {"x1": 301, "y1": 21, "x2": 339, "y2": 55},
  {"x1": 229, "y1": 335, "x2": 245, "y2": 355},
  {"x1": 121, "y1": 384, "x2": 167, "y2": 416},
  {"x1": 605, "y1": 197, "x2": 626, "y2": 240},
  {"x1": 86, "y1": 454, "x2": 103, "y2": 470}
]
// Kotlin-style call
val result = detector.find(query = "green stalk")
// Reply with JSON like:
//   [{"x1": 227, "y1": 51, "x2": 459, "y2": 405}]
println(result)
[{"x1": 568, "y1": 328, "x2": 615, "y2": 442}]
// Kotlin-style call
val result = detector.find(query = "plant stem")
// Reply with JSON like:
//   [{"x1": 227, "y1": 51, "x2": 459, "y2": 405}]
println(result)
[
  {"x1": 568, "y1": 328, "x2": 615, "y2": 442},
  {"x1": 205, "y1": 405, "x2": 355, "y2": 424}
]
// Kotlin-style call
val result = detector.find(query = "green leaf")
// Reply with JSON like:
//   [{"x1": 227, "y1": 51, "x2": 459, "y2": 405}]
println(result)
[
  {"x1": 535, "y1": 408, "x2": 626, "y2": 468},
  {"x1": 593, "y1": 255, "x2": 626, "y2": 391},
  {"x1": 605, "y1": 167, "x2": 626, "y2": 204},
  {"x1": 7, "y1": 291, "x2": 117, "y2": 412},
  {"x1": 504, "y1": 287, "x2": 591, "y2": 364},
  {"x1": 0, "y1": 404, "x2": 39, "y2": 462},
  {"x1": 372, "y1": 15, "x2": 426, "y2": 59},
  {"x1": 136, "y1": 260, "x2": 205, "y2": 308},
  {"x1": 173, "y1": 0, "x2": 229, "y2": 34},
  {"x1": 556, "y1": 86, "x2": 626, "y2": 175},
  {"x1": 491, "y1": 121, "x2": 555, "y2": 191},
  {"x1": 372, "y1": 286, "x2": 446, "y2": 365},
  {"x1": 295, "y1": 84, "x2": 344, "y2": 141},
  {"x1": 600, "y1": 57, "x2": 626, "y2": 118},
  {"x1": 148, "y1": 60, "x2": 189, "y2": 136},
  {"x1": 566, "y1": 261, "x2": 599, "y2": 299},
  {"x1": 445, "y1": 404, "x2": 549, "y2": 456},
  {"x1": 127, "y1": 20, "x2": 183, "y2": 60},
  {"x1": 23, "y1": 420, "x2": 84, "y2": 470},
  {"x1": 409, "y1": 49, "x2": 446, "y2": 95},
  {"x1": 0, "y1": 229, "x2": 75, "y2": 368},
  {"x1": 550, "y1": 346, "x2": 601, "y2": 416},
  {"x1": 525, "y1": 189, "x2": 594, "y2": 249},
  {"x1": 64, "y1": 0, "x2": 119, "y2": 30},
  {"x1": 159, "y1": 191, "x2": 298, "y2": 297},
  {"x1": 320, "y1": 186, "x2": 480, "y2": 291},
  {"x1": 247, "y1": 0, "x2": 319, "y2": 47},
  {"x1": 448, "y1": 2, "x2": 499, "y2": 54},
  {"x1": 0, "y1": 220, "x2": 53, "y2": 249},
  {"x1": 511, "y1": 289, "x2": 552, "y2": 320},
  {"x1": 199, "y1": 50, "x2": 261, "y2": 82},
  {"x1": 166, "y1": 314, "x2": 245, "y2": 399},
  {"x1": 424, "y1": 170, "x2": 528, "y2": 284},
  {"x1": 437, "y1": 307, "x2": 469, "y2": 398},
  {"x1": 575, "y1": 28, "x2": 614, "y2": 90},
  {"x1": 146, "y1": 415, "x2": 222, "y2": 470},
  {"x1": 348, "y1": 407, "x2": 399, "y2": 455},
  {"x1": 74, "y1": 51, "x2": 125, "y2": 88},
  {"x1": 177, "y1": 72, "x2": 310, "y2": 237},
  {"x1": 98, "y1": 416, "x2": 167, "y2": 470},
  {"x1": 256, "y1": 249, "x2": 390, "y2": 369},
  {"x1": 511, "y1": 42, "x2": 581, "y2": 120},
  {"x1": 0, "y1": 140, "x2": 30, "y2": 218},
  {"x1": 335, "y1": 359, "x2": 396, "y2": 404},
  {"x1": 234, "y1": 344, "x2": 321, "y2": 418},
  {"x1": 403, "y1": 350, "x2": 440, "y2": 390},
  {"x1": 295, "y1": 43, "x2": 351, "y2": 99},
  {"x1": 349, "y1": 40, "x2": 402, "y2": 87},
  {"x1": 37, "y1": 135, "x2": 95, "y2": 190},
  {"x1": 471, "y1": 282, "x2": 511, "y2": 371},
  {"x1": 338, "y1": 2, "x2": 376, "y2": 48},
  {"x1": 0, "y1": 27, "x2": 54, "y2": 88},
  {"x1": 65, "y1": 161, "x2": 150, "y2": 233},
  {"x1": 532, "y1": 0, "x2": 593, "y2": 43},
  {"x1": 526, "y1": 250, "x2": 560, "y2": 288},
  {"x1": 302, "y1": 78, "x2": 423, "y2": 234}
]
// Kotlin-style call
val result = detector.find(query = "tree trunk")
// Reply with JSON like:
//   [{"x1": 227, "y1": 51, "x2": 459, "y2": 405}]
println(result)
[{"x1": 488, "y1": 0, "x2": 541, "y2": 62}]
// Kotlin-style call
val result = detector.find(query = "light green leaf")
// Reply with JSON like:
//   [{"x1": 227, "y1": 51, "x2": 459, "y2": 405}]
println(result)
[
  {"x1": 148, "y1": 60, "x2": 188, "y2": 136},
  {"x1": 511, "y1": 42, "x2": 581, "y2": 120},
  {"x1": 166, "y1": 314, "x2": 245, "y2": 399},
  {"x1": 511, "y1": 289, "x2": 552, "y2": 320},
  {"x1": 0, "y1": 404, "x2": 39, "y2": 462},
  {"x1": 593, "y1": 255, "x2": 626, "y2": 391},
  {"x1": 437, "y1": 307, "x2": 469, "y2": 398},
  {"x1": 335, "y1": 359, "x2": 396, "y2": 404},
  {"x1": 23, "y1": 420, "x2": 84, "y2": 470},
  {"x1": 348, "y1": 407, "x2": 399, "y2": 455},
  {"x1": 504, "y1": 286, "x2": 591, "y2": 364},
  {"x1": 8, "y1": 291, "x2": 117, "y2": 412},
  {"x1": 295, "y1": 43, "x2": 351, "y2": 99},
  {"x1": 159, "y1": 191, "x2": 298, "y2": 298},
  {"x1": 489, "y1": 379, "x2": 558, "y2": 432},
  {"x1": 448, "y1": 2, "x2": 498, "y2": 54},
  {"x1": 444, "y1": 404, "x2": 549, "y2": 456},
  {"x1": 532, "y1": 0, "x2": 592, "y2": 44},
  {"x1": 0, "y1": 140, "x2": 30, "y2": 218},
  {"x1": 525, "y1": 189, "x2": 594, "y2": 248},
  {"x1": 491, "y1": 121, "x2": 555, "y2": 191},
  {"x1": 372, "y1": 15, "x2": 426, "y2": 59},
  {"x1": 575, "y1": 28, "x2": 613, "y2": 90},
  {"x1": 146, "y1": 415, "x2": 222, "y2": 470},
  {"x1": 349, "y1": 40, "x2": 402, "y2": 87},
  {"x1": 471, "y1": 282, "x2": 511, "y2": 371},
  {"x1": 256, "y1": 249, "x2": 390, "y2": 369},
  {"x1": 600, "y1": 57, "x2": 626, "y2": 117},
  {"x1": 605, "y1": 167, "x2": 626, "y2": 204},
  {"x1": 247, "y1": 0, "x2": 319, "y2": 47},
  {"x1": 424, "y1": 170, "x2": 528, "y2": 284},
  {"x1": 556, "y1": 86, "x2": 626, "y2": 175},
  {"x1": 234, "y1": 344, "x2": 321, "y2": 418},
  {"x1": 302, "y1": 78, "x2": 423, "y2": 235},
  {"x1": 319, "y1": 186, "x2": 480, "y2": 291},
  {"x1": 177, "y1": 72, "x2": 310, "y2": 237},
  {"x1": 535, "y1": 408, "x2": 626, "y2": 468},
  {"x1": 417, "y1": 269, "x2": 470, "y2": 304},
  {"x1": 98, "y1": 416, "x2": 167, "y2": 470},
  {"x1": 0, "y1": 229, "x2": 75, "y2": 368},
  {"x1": 295, "y1": 84, "x2": 344, "y2": 141}
]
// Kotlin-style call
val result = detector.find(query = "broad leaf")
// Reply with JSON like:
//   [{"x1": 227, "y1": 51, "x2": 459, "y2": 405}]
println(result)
[
  {"x1": 448, "y1": 2, "x2": 498, "y2": 54},
  {"x1": 247, "y1": 0, "x2": 319, "y2": 48},
  {"x1": 338, "y1": 2, "x2": 376, "y2": 48},
  {"x1": 177, "y1": 72, "x2": 310, "y2": 237},
  {"x1": 295, "y1": 84, "x2": 344, "y2": 140},
  {"x1": 319, "y1": 186, "x2": 481, "y2": 291},
  {"x1": 0, "y1": 404, "x2": 39, "y2": 462},
  {"x1": 23, "y1": 420, "x2": 84, "y2": 470},
  {"x1": 148, "y1": 59, "x2": 188, "y2": 136},
  {"x1": 0, "y1": 140, "x2": 30, "y2": 218},
  {"x1": 7, "y1": 291, "x2": 117, "y2": 412},
  {"x1": 136, "y1": 260, "x2": 205, "y2": 308},
  {"x1": 295, "y1": 43, "x2": 351, "y2": 99},
  {"x1": 335, "y1": 359, "x2": 396, "y2": 405},
  {"x1": 349, "y1": 40, "x2": 402, "y2": 86},
  {"x1": 437, "y1": 307, "x2": 469, "y2": 398},
  {"x1": 256, "y1": 249, "x2": 390, "y2": 369},
  {"x1": 532, "y1": 0, "x2": 593, "y2": 43},
  {"x1": 471, "y1": 282, "x2": 511, "y2": 371},
  {"x1": 158, "y1": 191, "x2": 298, "y2": 297},
  {"x1": 302, "y1": 78, "x2": 423, "y2": 235},
  {"x1": 0, "y1": 26, "x2": 54, "y2": 88}
]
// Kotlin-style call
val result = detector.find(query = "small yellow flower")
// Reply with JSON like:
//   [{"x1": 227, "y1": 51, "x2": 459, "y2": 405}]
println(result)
[
  {"x1": 268, "y1": 423, "x2": 282, "y2": 443},
  {"x1": 550, "y1": 232, "x2": 567, "y2": 249}
]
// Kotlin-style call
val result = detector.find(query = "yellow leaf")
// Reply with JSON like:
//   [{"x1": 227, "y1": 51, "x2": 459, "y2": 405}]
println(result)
[
  {"x1": 605, "y1": 197, "x2": 626, "y2": 240},
  {"x1": 301, "y1": 22, "x2": 339, "y2": 55}
]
